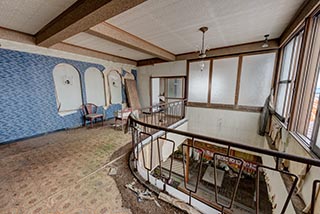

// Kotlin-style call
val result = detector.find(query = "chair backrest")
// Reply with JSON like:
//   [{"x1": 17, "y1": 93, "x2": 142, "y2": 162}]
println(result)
[
  {"x1": 115, "y1": 107, "x2": 132, "y2": 119},
  {"x1": 81, "y1": 103, "x2": 98, "y2": 115},
  {"x1": 121, "y1": 108, "x2": 132, "y2": 118}
]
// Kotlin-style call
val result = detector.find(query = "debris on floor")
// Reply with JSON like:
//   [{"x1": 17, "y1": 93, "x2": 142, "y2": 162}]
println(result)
[
  {"x1": 109, "y1": 167, "x2": 118, "y2": 175},
  {"x1": 125, "y1": 180, "x2": 161, "y2": 208}
]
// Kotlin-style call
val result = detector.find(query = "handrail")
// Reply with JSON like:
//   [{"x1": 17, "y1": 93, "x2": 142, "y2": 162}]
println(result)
[
  {"x1": 129, "y1": 106, "x2": 320, "y2": 167},
  {"x1": 128, "y1": 100, "x2": 320, "y2": 214}
]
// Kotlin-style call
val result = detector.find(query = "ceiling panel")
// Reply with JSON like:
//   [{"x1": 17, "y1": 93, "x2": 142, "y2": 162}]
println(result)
[
  {"x1": 0, "y1": 0, "x2": 77, "y2": 34},
  {"x1": 64, "y1": 32, "x2": 154, "y2": 61},
  {"x1": 107, "y1": 0, "x2": 305, "y2": 54}
]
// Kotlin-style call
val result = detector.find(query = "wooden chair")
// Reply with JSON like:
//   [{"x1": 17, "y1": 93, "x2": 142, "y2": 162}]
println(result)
[
  {"x1": 114, "y1": 108, "x2": 132, "y2": 131},
  {"x1": 81, "y1": 103, "x2": 104, "y2": 128}
]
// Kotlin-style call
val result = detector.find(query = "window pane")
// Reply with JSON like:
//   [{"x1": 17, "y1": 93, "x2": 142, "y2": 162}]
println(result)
[
  {"x1": 296, "y1": 16, "x2": 320, "y2": 139},
  {"x1": 151, "y1": 78, "x2": 160, "y2": 105},
  {"x1": 307, "y1": 73, "x2": 320, "y2": 138},
  {"x1": 210, "y1": 57, "x2": 238, "y2": 104},
  {"x1": 188, "y1": 60, "x2": 210, "y2": 103},
  {"x1": 275, "y1": 83, "x2": 287, "y2": 116},
  {"x1": 283, "y1": 83, "x2": 293, "y2": 118},
  {"x1": 167, "y1": 78, "x2": 184, "y2": 98},
  {"x1": 280, "y1": 39, "x2": 294, "y2": 81},
  {"x1": 238, "y1": 53, "x2": 275, "y2": 106}
]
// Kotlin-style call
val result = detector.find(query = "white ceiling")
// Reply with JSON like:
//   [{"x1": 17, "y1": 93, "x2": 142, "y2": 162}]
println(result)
[
  {"x1": 0, "y1": 0, "x2": 77, "y2": 34},
  {"x1": 64, "y1": 32, "x2": 154, "y2": 61},
  {"x1": 0, "y1": 0, "x2": 306, "y2": 61},
  {"x1": 107, "y1": 0, "x2": 305, "y2": 54}
]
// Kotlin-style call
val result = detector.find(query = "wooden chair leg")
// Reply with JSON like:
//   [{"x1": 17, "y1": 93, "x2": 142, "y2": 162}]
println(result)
[
  {"x1": 91, "y1": 119, "x2": 93, "y2": 128},
  {"x1": 101, "y1": 117, "x2": 104, "y2": 126}
]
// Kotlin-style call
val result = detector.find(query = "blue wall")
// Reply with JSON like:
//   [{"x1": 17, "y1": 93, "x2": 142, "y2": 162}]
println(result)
[{"x1": 0, "y1": 48, "x2": 121, "y2": 143}]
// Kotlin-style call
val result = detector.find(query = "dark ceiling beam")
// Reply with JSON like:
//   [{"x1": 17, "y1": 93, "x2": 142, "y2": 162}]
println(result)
[
  {"x1": 35, "y1": 0, "x2": 146, "y2": 47},
  {"x1": 51, "y1": 42, "x2": 137, "y2": 65},
  {"x1": 137, "y1": 58, "x2": 166, "y2": 67},
  {"x1": 280, "y1": 0, "x2": 320, "y2": 46},
  {"x1": 87, "y1": 22, "x2": 176, "y2": 61}
]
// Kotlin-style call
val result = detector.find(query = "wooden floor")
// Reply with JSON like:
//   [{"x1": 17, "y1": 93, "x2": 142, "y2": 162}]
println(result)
[{"x1": 0, "y1": 123, "x2": 132, "y2": 214}]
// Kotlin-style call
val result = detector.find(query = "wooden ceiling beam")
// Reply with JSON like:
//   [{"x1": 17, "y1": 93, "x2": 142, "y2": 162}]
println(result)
[
  {"x1": 51, "y1": 42, "x2": 137, "y2": 65},
  {"x1": 0, "y1": 27, "x2": 35, "y2": 45},
  {"x1": 35, "y1": 0, "x2": 146, "y2": 47},
  {"x1": 87, "y1": 22, "x2": 176, "y2": 61}
]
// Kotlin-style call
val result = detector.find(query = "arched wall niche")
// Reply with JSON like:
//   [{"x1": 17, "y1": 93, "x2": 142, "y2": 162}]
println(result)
[
  {"x1": 52, "y1": 63, "x2": 82, "y2": 112},
  {"x1": 105, "y1": 69, "x2": 123, "y2": 105},
  {"x1": 84, "y1": 67, "x2": 106, "y2": 106}
]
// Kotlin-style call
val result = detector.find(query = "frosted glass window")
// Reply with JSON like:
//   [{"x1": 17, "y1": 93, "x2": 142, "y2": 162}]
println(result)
[
  {"x1": 167, "y1": 78, "x2": 184, "y2": 98},
  {"x1": 151, "y1": 78, "x2": 160, "y2": 105},
  {"x1": 275, "y1": 31, "x2": 304, "y2": 118},
  {"x1": 53, "y1": 63, "x2": 82, "y2": 112},
  {"x1": 210, "y1": 57, "x2": 238, "y2": 104},
  {"x1": 188, "y1": 61, "x2": 210, "y2": 102},
  {"x1": 280, "y1": 39, "x2": 294, "y2": 81},
  {"x1": 275, "y1": 84, "x2": 287, "y2": 115},
  {"x1": 238, "y1": 53, "x2": 275, "y2": 106},
  {"x1": 85, "y1": 67, "x2": 105, "y2": 106}
]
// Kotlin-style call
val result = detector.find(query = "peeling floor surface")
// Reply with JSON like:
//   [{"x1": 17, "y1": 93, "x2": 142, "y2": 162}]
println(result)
[{"x1": 0, "y1": 124, "x2": 132, "y2": 214}]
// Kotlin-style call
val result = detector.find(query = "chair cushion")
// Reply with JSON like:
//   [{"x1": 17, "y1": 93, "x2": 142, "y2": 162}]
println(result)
[{"x1": 86, "y1": 114, "x2": 103, "y2": 119}]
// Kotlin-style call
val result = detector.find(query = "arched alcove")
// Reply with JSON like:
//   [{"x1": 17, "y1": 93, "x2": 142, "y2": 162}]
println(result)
[
  {"x1": 52, "y1": 63, "x2": 82, "y2": 111},
  {"x1": 107, "y1": 70, "x2": 122, "y2": 104},
  {"x1": 84, "y1": 67, "x2": 105, "y2": 106}
]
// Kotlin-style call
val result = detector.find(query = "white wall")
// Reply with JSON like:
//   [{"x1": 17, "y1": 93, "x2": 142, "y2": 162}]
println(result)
[
  {"x1": 137, "y1": 60, "x2": 187, "y2": 107},
  {"x1": 186, "y1": 106, "x2": 264, "y2": 147}
]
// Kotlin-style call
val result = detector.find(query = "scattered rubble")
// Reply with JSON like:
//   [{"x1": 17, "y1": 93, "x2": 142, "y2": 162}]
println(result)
[
  {"x1": 109, "y1": 167, "x2": 118, "y2": 175},
  {"x1": 125, "y1": 180, "x2": 161, "y2": 208}
]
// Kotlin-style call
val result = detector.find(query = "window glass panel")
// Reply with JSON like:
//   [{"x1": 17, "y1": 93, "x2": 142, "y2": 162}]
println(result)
[
  {"x1": 283, "y1": 83, "x2": 293, "y2": 118},
  {"x1": 53, "y1": 63, "x2": 82, "y2": 111},
  {"x1": 167, "y1": 78, "x2": 184, "y2": 98},
  {"x1": 275, "y1": 83, "x2": 287, "y2": 116},
  {"x1": 307, "y1": 73, "x2": 320, "y2": 138},
  {"x1": 188, "y1": 60, "x2": 210, "y2": 102},
  {"x1": 151, "y1": 78, "x2": 160, "y2": 105},
  {"x1": 238, "y1": 53, "x2": 275, "y2": 106},
  {"x1": 296, "y1": 17, "x2": 320, "y2": 139},
  {"x1": 315, "y1": 125, "x2": 320, "y2": 148},
  {"x1": 85, "y1": 67, "x2": 105, "y2": 106},
  {"x1": 275, "y1": 31, "x2": 304, "y2": 118},
  {"x1": 280, "y1": 39, "x2": 294, "y2": 81},
  {"x1": 210, "y1": 57, "x2": 238, "y2": 104}
]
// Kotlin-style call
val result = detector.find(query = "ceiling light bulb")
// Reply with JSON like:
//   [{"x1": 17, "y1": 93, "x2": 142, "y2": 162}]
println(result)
[{"x1": 200, "y1": 61, "x2": 205, "y2": 71}]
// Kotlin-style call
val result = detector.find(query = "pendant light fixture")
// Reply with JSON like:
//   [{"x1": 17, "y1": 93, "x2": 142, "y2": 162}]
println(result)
[
  {"x1": 262, "y1": 34, "x2": 270, "y2": 48},
  {"x1": 199, "y1": 26, "x2": 208, "y2": 58},
  {"x1": 199, "y1": 26, "x2": 208, "y2": 71}
]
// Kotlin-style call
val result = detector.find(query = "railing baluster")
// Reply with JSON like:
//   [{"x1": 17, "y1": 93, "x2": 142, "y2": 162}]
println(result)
[
  {"x1": 127, "y1": 100, "x2": 320, "y2": 214},
  {"x1": 311, "y1": 180, "x2": 320, "y2": 214}
]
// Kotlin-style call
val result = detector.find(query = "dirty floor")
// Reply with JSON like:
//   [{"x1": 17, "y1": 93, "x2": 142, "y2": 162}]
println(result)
[{"x1": 0, "y1": 124, "x2": 133, "y2": 214}]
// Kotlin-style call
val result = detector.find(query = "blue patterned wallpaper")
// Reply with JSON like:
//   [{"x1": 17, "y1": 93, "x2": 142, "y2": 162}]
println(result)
[{"x1": 0, "y1": 48, "x2": 122, "y2": 144}]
